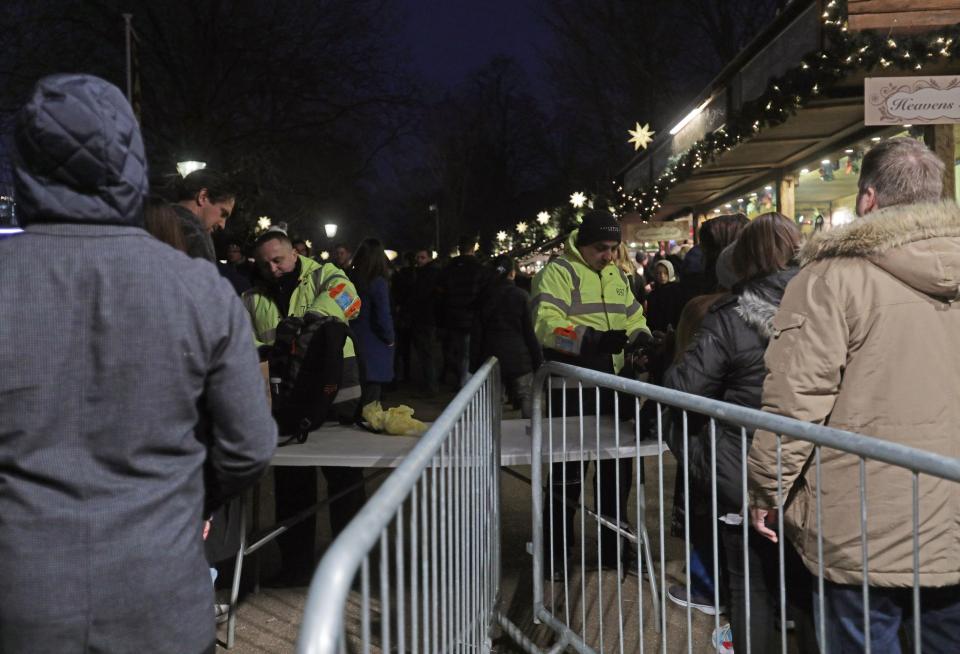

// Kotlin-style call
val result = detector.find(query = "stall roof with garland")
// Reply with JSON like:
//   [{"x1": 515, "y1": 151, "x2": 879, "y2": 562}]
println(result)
[{"x1": 615, "y1": 0, "x2": 960, "y2": 220}]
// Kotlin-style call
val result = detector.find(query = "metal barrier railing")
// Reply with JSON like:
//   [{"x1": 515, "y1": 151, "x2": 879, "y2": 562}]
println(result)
[
  {"x1": 530, "y1": 361, "x2": 960, "y2": 654},
  {"x1": 295, "y1": 356, "x2": 960, "y2": 654},
  {"x1": 297, "y1": 358, "x2": 503, "y2": 654}
]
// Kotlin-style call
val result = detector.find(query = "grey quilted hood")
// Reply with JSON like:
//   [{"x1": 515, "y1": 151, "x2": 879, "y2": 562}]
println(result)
[{"x1": 14, "y1": 74, "x2": 148, "y2": 226}]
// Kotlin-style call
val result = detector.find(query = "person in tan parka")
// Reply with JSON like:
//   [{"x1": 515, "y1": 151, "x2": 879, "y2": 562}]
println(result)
[{"x1": 748, "y1": 138, "x2": 960, "y2": 652}]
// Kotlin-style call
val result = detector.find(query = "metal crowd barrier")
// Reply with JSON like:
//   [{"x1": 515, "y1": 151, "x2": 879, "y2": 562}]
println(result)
[
  {"x1": 297, "y1": 358, "x2": 504, "y2": 654},
  {"x1": 531, "y1": 361, "x2": 960, "y2": 654},
  {"x1": 296, "y1": 355, "x2": 960, "y2": 654}
]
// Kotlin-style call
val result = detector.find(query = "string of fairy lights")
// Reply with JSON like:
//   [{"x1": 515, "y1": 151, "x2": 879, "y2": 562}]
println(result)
[{"x1": 495, "y1": 0, "x2": 960, "y2": 257}]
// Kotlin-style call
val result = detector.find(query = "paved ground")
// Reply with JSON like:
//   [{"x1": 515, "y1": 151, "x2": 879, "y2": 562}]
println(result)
[{"x1": 214, "y1": 382, "x2": 797, "y2": 653}]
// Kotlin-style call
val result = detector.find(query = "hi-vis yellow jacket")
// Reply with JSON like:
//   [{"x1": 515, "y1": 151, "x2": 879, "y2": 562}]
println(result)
[
  {"x1": 531, "y1": 230, "x2": 649, "y2": 373},
  {"x1": 241, "y1": 255, "x2": 361, "y2": 358}
]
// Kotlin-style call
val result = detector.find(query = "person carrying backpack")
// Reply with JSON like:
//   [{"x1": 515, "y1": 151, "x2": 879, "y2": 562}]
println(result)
[{"x1": 242, "y1": 228, "x2": 365, "y2": 585}]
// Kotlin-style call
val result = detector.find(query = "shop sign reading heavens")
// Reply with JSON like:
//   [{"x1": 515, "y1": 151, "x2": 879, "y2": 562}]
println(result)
[{"x1": 866, "y1": 75, "x2": 960, "y2": 125}]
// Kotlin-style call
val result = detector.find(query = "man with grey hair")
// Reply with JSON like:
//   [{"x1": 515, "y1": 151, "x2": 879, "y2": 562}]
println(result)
[
  {"x1": 854, "y1": 136, "x2": 946, "y2": 216},
  {"x1": 748, "y1": 137, "x2": 960, "y2": 651}
]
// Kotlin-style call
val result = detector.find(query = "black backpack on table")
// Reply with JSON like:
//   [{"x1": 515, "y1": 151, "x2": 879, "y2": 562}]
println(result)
[{"x1": 270, "y1": 313, "x2": 362, "y2": 445}]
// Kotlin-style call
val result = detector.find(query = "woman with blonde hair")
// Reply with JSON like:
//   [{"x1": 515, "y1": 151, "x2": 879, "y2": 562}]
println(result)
[{"x1": 613, "y1": 242, "x2": 642, "y2": 301}]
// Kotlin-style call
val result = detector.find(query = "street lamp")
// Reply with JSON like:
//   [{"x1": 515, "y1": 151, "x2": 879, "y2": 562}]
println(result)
[
  {"x1": 429, "y1": 204, "x2": 440, "y2": 254},
  {"x1": 324, "y1": 223, "x2": 338, "y2": 239},
  {"x1": 176, "y1": 160, "x2": 206, "y2": 177}
]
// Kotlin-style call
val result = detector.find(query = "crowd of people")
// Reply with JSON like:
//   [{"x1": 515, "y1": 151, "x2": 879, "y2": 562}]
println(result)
[
  {"x1": 3, "y1": 73, "x2": 959, "y2": 654},
  {"x1": 658, "y1": 137, "x2": 959, "y2": 653}
]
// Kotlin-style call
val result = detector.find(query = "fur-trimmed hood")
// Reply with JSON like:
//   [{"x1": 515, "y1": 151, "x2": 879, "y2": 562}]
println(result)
[
  {"x1": 800, "y1": 201, "x2": 960, "y2": 300},
  {"x1": 734, "y1": 267, "x2": 799, "y2": 339}
]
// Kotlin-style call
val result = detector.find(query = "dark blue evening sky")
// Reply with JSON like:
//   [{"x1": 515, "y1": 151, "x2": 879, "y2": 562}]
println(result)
[{"x1": 398, "y1": 0, "x2": 553, "y2": 98}]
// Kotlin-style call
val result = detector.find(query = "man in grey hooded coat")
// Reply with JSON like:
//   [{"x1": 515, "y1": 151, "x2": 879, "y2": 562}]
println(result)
[{"x1": 0, "y1": 75, "x2": 276, "y2": 653}]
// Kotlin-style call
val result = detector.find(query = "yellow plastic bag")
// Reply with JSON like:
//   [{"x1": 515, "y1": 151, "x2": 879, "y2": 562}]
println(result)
[
  {"x1": 383, "y1": 404, "x2": 427, "y2": 436},
  {"x1": 361, "y1": 401, "x2": 427, "y2": 436},
  {"x1": 362, "y1": 401, "x2": 386, "y2": 431}
]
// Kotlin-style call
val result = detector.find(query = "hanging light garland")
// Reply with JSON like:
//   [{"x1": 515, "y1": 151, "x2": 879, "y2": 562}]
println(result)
[{"x1": 493, "y1": 196, "x2": 601, "y2": 256}]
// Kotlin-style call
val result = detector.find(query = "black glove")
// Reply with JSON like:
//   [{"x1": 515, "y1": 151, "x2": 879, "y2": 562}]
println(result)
[
  {"x1": 599, "y1": 329, "x2": 629, "y2": 354},
  {"x1": 582, "y1": 327, "x2": 628, "y2": 355}
]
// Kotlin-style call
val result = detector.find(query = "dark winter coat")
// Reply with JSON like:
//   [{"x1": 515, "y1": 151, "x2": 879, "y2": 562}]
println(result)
[
  {"x1": 391, "y1": 265, "x2": 417, "y2": 330},
  {"x1": 645, "y1": 280, "x2": 686, "y2": 332},
  {"x1": 0, "y1": 74, "x2": 276, "y2": 653},
  {"x1": 352, "y1": 275, "x2": 396, "y2": 383},
  {"x1": 470, "y1": 278, "x2": 543, "y2": 379},
  {"x1": 218, "y1": 260, "x2": 252, "y2": 295},
  {"x1": 663, "y1": 267, "x2": 798, "y2": 514},
  {"x1": 436, "y1": 254, "x2": 487, "y2": 331},
  {"x1": 171, "y1": 203, "x2": 217, "y2": 262},
  {"x1": 411, "y1": 262, "x2": 440, "y2": 327}
]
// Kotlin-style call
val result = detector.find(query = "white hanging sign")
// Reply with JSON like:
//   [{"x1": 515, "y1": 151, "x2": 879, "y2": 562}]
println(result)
[
  {"x1": 629, "y1": 223, "x2": 688, "y2": 243},
  {"x1": 865, "y1": 76, "x2": 960, "y2": 125}
]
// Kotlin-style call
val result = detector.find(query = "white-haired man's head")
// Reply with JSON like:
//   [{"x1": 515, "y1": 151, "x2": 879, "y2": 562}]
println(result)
[{"x1": 856, "y1": 137, "x2": 944, "y2": 216}]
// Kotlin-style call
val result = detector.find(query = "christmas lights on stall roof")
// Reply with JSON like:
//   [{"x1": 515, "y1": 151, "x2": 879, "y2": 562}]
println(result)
[{"x1": 619, "y1": 1, "x2": 960, "y2": 220}]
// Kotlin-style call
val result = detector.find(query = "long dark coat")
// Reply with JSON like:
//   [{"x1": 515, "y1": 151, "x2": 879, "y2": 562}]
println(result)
[
  {"x1": 470, "y1": 278, "x2": 542, "y2": 379},
  {"x1": 663, "y1": 267, "x2": 798, "y2": 513},
  {"x1": 352, "y1": 276, "x2": 396, "y2": 383}
]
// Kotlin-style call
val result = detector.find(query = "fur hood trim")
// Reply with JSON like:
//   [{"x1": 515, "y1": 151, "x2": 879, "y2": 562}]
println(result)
[
  {"x1": 735, "y1": 288, "x2": 778, "y2": 339},
  {"x1": 800, "y1": 201, "x2": 960, "y2": 266},
  {"x1": 733, "y1": 267, "x2": 799, "y2": 339}
]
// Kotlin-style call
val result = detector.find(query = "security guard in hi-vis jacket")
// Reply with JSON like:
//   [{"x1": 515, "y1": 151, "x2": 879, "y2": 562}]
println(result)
[
  {"x1": 531, "y1": 209, "x2": 650, "y2": 577},
  {"x1": 242, "y1": 228, "x2": 364, "y2": 585}
]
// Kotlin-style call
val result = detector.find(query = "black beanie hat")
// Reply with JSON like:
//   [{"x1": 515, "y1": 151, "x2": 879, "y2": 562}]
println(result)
[{"x1": 576, "y1": 209, "x2": 622, "y2": 246}]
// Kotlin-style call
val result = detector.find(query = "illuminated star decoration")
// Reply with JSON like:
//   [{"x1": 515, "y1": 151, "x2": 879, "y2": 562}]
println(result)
[
  {"x1": 320, "y1": 251, "x2": 330, "y2": 260},
  {"x1": 257, "y1": 216, "x2": 271, "y2": 230},
  {"x1": 627, "y1": 122, "x2": 655, "y2": 151},
  {"x1": 496, "y1": 230, "x2": 508, "y2": 242},
  {"x1": 536, "y1": 211, "x2": 550, "y2": 224},
  {"x1": 569, "y1": 192, "x2": 587, "y2": 209},
  {"x1": 305, "y1": 239, "x2": 313, "y2": 249},
  {"x1": 516, "y1": 221, "x2": 528, "y2": 234}
]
